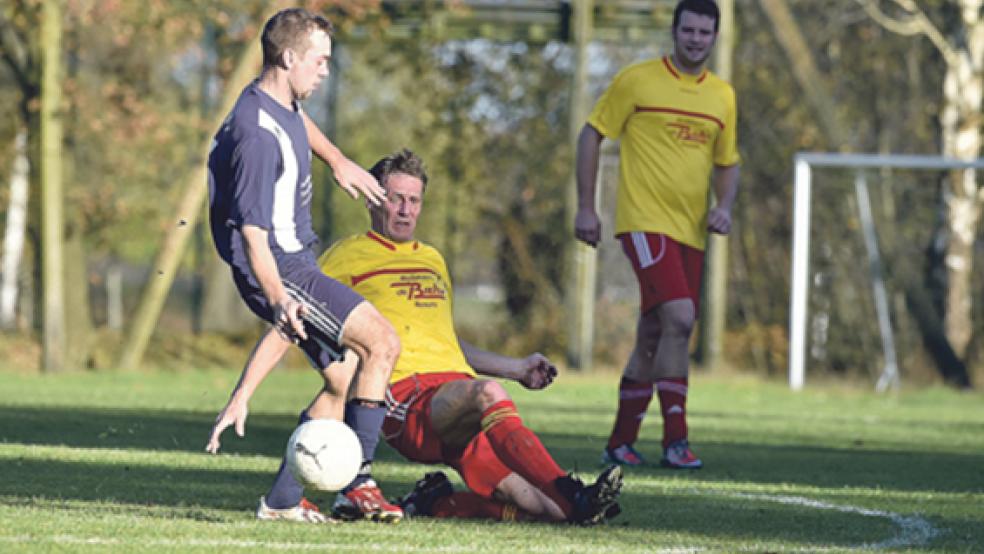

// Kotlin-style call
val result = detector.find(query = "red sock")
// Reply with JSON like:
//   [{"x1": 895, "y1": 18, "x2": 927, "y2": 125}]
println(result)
[
  {"x1": 481, "y1": 400, "x2": 572, "y2": 516},
  {"x1": 432, "y1": 492, "x2": 531, "y2": 521},
  {"x1": 607, "y1": 376, "x2": 654, "y2": 449},
  {"x1": 657, "y1": 377, "x2": 688, "y2": 448}
]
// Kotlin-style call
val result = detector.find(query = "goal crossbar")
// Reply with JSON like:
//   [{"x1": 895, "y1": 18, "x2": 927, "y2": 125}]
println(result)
[{"x1": 789, "y1": 152, "x2": 984, "y2": 390}]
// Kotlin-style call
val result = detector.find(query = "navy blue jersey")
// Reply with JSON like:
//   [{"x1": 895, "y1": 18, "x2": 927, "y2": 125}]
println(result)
[{"x1": 208, "y1": 81, "x2": 317, "y2": 274}]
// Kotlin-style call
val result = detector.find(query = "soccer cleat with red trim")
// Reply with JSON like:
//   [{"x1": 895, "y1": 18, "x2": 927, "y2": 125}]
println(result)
[
  {"x1": 601, "y1": 443, "x2": 647, "y2": 466},
  {"x1": 660, "y1": 439, "x2": 703, "y2": 469},
  {"x1": 256, "y1": 496, "x2": 335, "y2": 523},
  {"x1": 332, "y1": 480, "x2": 404, "y2": 523}
]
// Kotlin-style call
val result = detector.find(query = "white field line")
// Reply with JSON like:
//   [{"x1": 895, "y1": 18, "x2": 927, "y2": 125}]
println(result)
[
  {"x1": 0, "y1": 535, "x2": 449, "y2": 552},
  {"x1": 707, "y1": 489, "x2": 938, "y2": 550},
  {"x1": 723, "y1": 493, "x2": 939, "y2": 550},
  {"x1": 0, "y1": 534, "x2": 635, "y2": 553}
]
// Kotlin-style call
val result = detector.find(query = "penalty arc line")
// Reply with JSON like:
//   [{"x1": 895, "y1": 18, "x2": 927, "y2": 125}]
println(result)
[{"x1": 706, "y1": 489, "x2": 939, "y2": 550}]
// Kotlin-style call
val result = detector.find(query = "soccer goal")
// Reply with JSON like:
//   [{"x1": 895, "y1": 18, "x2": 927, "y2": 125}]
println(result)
[{"x1": 789, "y1": 152, "x2": 984, "y2": 391}]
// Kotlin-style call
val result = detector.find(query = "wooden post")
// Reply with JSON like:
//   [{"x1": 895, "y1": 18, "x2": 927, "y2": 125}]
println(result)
[
  {"x1": 698, "y1": 0, "x2": 734, "y2": 371},
  {"x1": 565, "y1": 0, "x2": 595, "y2": 371},
  {"x1": 41, "y1": 0, "x2": 66, "y2": 372}
]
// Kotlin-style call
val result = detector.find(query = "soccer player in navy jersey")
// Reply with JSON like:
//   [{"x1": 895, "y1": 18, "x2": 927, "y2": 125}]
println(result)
[{"x1": 206, "y1": 8, "x2": 403, "y2": 523}]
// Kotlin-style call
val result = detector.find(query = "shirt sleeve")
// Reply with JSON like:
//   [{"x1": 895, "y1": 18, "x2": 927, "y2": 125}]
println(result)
[
  {"x1": 714, "y1": 86, "x2": 741, "y2": 167},
  {"x1": 228, "y1": 134, "x2": 281, "y2": 230},
  {"x1": 586, "y1": 69, "x2": 635, "y2": 140}
]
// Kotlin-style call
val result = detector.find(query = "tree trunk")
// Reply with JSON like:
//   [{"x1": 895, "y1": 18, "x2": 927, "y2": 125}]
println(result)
[
  {"x1": 938, "y1": 23, "x2": 983, "y2": 359},
  {"x1": 40, "y1": 0, "x2": 65, "y2": 372},
  {"x1": 1, "y1": 129, "x2": 29, "y2": 329}
]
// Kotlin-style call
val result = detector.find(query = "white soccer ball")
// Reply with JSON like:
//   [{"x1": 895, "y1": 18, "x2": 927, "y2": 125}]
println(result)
[{"x1": 286, "y1": 419, "x2": 362, "y2": 492}]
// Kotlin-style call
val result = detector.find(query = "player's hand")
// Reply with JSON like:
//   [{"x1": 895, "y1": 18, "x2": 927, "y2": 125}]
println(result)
[
  {"x1": 206, "y1": 397, "x2": 248, "y2": 454},
  {"x1": 273, "y1": 297, "x2": 307, "y2": 341},
  {"x1": 574, "y1": 207, "x2": 601, "y2": 247},
  {"x1": 707, "y1": 206, "x2": 732, "y2": 234},
  {"x1": 333, "y1": 156, "x2": 386, "y2": 206},
  {"x1": 518, "y1": 353, "x2": 558, "y2": 390}
]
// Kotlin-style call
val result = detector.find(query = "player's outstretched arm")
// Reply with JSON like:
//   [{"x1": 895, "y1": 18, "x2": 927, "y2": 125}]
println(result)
[
  {"x1": 205, "y1": 329, "x2": 292, "y2": 453},
  {"x1": 458, "y1": 339, "x2": 557, "y2": 390},
  {"x1": 301, "y1": 111, "x2": 385, "y2": 206}
]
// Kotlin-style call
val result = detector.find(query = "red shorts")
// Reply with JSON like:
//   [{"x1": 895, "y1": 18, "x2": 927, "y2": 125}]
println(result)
[
  {"x1": 618, "y1": 232, "x2": 704, "y2": 315},
  {"x1": 382, "y1": 372, "x2": 512, "y2": 498}
]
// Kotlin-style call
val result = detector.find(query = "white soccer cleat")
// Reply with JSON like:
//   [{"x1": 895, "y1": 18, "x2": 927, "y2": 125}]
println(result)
[{"x1": 256, "y1": 496, "x2": 335, "y2": 523}]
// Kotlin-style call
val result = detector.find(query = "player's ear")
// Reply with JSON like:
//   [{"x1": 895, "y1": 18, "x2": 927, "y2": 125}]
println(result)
[{"x1": 282, "y1": 49, "x2": 295, "y2": 69}]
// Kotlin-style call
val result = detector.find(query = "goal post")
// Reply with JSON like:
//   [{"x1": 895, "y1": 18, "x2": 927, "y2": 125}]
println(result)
[{"x1": 789, "y1": 152, "x2": 984, "y2": 391}]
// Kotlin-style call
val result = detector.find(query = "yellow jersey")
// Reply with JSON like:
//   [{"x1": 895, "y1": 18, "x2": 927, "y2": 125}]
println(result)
[
  {"x1": 318, "y1": 230, "x2": 476, "y2": 383},
  {"x1": 588, "y1": 56, "x2": 741, "y2": 250}
]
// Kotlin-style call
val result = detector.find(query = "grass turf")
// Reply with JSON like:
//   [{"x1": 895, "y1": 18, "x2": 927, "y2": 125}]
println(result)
[{"x1": 0, "y1": 368, "x2": 981, "y2": 552}]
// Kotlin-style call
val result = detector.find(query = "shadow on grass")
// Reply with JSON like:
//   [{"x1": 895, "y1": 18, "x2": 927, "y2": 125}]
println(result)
[
  {"x1": 0, "y1": 457, "x2": 922, "y2": 549},
  {"x1": 4, "y1": 405, "x2": 983, "y2": 501},
  {"x1": 3, "y1": 405, "x2": 983, "y2": 496},
  {"x1": 0, "y1": 457, "x2": 273, "y2": 511},
  {"x1": 520, "y1": 431, "x2": 984, "y2": 495},
  {"x1": 0, "y1": 405, "x2": 302, "y2": 455},
  {"x1": 1, "y1": 405, "x2": 981, "y2": 548}
]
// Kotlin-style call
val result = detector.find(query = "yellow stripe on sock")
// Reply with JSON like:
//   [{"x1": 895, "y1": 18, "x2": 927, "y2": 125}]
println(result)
[{"x1": 480, "y1": 406, "x2": 519, "y2": 432}]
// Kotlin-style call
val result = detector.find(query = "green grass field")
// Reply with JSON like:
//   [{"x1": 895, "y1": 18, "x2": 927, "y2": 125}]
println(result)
[{"x1": 1, "y1": 368, "x2": 982, "y2": 552}]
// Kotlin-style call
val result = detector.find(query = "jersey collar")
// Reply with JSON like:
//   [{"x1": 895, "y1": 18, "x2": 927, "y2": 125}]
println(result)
[
  {"x1": 662, "y1": 56, "x2": 708, "y2": 84},
  {"x1": 366, "y1": 230, "x2": 419, "y2": 251}
]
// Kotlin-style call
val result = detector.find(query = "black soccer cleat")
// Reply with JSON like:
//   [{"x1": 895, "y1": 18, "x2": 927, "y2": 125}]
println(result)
[
  {"x1": 395, "y1": 471, "x2": 454, "y2": 518},
  {"x1": 555, "y1": 464, "x2": 623, "y2": 526}
]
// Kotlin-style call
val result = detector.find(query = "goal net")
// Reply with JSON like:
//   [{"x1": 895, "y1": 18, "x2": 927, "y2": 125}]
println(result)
[{"x1": 789, "y1": 153, "x2": 984, "y2": 390}]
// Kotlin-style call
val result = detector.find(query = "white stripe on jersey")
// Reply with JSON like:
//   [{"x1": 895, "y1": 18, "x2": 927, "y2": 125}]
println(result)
[{"x1": 257, "y1": 108, "x2": 303, "y2": 253}]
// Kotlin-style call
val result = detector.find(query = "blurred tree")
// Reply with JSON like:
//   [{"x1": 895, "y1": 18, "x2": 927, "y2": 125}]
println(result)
[
  {"x1": 854, "y1": 0, "x2": 979, "y2": 388},
  {"x1": 732, "y1": 1, "x2": 969, "y2": 385},
  {"x1": 0, "y1": 1, "x2": 42, "y2": 336}
]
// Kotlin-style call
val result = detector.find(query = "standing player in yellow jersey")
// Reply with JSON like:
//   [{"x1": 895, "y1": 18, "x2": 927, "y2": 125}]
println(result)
[
  {"x1": 209, "y1": 149, "x2": 623, "y2": 526},
  {"x1": 574, "y1": 0, "x2": 740, "y2": 469}
]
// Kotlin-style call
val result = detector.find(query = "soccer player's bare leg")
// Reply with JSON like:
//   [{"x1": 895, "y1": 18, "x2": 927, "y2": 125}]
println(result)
[
  {"x1": 650, "y1": 298, "x2": 701, "y2": 468},
  {"x1": 340, "y1": 301, "x2": 400, "y2": 400},
  {"x1": 605, "y1": 310, "x2": 660, "y2": 463},
  {"x1": 429, "y1": 379, "x2": 571, "y2": 520},
  {"x1": 337, "y1": 301, "x2": 399, "y2": 485},
  {"x1": 331, "y1": 300, "x2": 404, "y2": 520},
  {"x1": 606, "y1": 298, "x2": 697, "y2": 466},
  {"x1": 652, "y1": 298, "x2": 694, "y2": 381},
  {"x1": 494, "y1": 472, "x2": 565, "y2": 521},
  {"x1": 305, "y1": 349, "x2": 359, "y2": 420}
]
